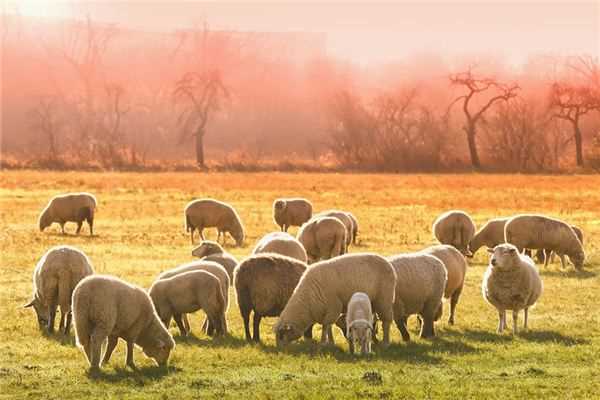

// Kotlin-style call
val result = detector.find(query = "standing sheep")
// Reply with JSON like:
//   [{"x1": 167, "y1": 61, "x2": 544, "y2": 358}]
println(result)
[
  {"x1": 184, "y1": 199, "x2": 245, "y2": 246},
  {"x1": 38, "y1": 192, "x2": 97, "y2": 235},
  {"x1": 534, "y1": 225, "x2": 584, "y2": 266},
  {"x1": 505, "y1": 214, "x2": 585, "y2": 270},
  {"x1": 191, "y1": 240, "x2": 238, "y2": 281},
  {"x1": 72, "y1": 275, "x2": 175, "y2": 371},
  {"x1": 482, "y1": 244, "x2": 543, "y2": 333},
  {"x1": 468, "y1": 217, "x2": 509, "y2": 256},
  {"x1": 149, "y1": 270, "x2": 227, "y2": 337},
  {"x1": 345, "y1": 292, "x2": 373, "y2": 355},
  {"x1": 252, "y1": 232, "x2": 308, "y2": 262},
  {"x1": 234, "y1": 253, "x2": 310, "y2": 342},
  {"x1": 158, "y1": 260, "x2": 229, "y2": 336},
  {"x1": 24, "y1": 245, "x2": 94, "y2": 334},
  {"x1": 420, "y1": 245, "x2": 467, "y2": 325},
  {"x1": 387, "y1": 253, "x2": 447, "y2": 341},
  {"x1": 273, "y1": 198, "x2": 313, "y2": 232},
  {"x1": 274, "y1": 253, "x2": 396, "y2": 347},
  {"x1": 432, "y1": 210, "x2": 476, "y2": 256},
  {"x1": 315, "y1": 210, "x2": 354, "y2": 247},
  {"x1": 297, "y1": 216, "x2": 347, "y2": 263}
]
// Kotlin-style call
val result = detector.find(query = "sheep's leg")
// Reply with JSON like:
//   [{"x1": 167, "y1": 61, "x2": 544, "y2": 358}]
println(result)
[
  {"x1": 47, "y1": 304, "x2": 57, "y2": 333},
  {"x1": 544, "y1": 252, "x2": 550, "y2": 268},
  {"x1": 102, "y1": 336, "x2": 118, "y2": 365},
  {"x1": 60, "y1": 223, "x2": 66, "y2": 235},
  {"x1": 348, "y1": 337, "x2": 355, "y2": 355},
  {"x1": 64, "y1": 311, "x2": 72, "y2": 335},
  {"x1": 303, "y1": 324, "x2": 313, "y2": 339},
  {"x1": 206, "y1": 317, "x2": 215, "y2": 336},
  {"x1": 523, "y1": 308, "x2": 529, "y2": 331},
  {"x1": 380, "y1": 319, "x2": 391, "y2": 347},
  {"x1": 497, "y1": 310, "x2": 505, "y2": 333},
  {"x1": 559, "y1": 254, "x2": 567, "y2": 269},
  {"x1": 76, "y1": 220, "x2": 83, "y2": 235},
  {"x1": 420, "y1": 315, "x2": 435, "y2": 339},
  {"x1": 58, "y1": 311, "x2": 66, "y2": 333},
  {"x1": 512, "y1": 310, "x2": 519, "y2": 334},
  {"x1": 449, "y1": 287, "x2": 463, "y2": 325},
  {"x1": 125, "y1": 340, "x2": 136, "y2": 369},
  {"x1": 173, "y1": 314, "x2": 187, "y2": 336},
  {"x1": 320, "y1": 323, "x2": 332, "y2": 345},
  {"x1": 241, "y1": 308, "x2": 252, "y2": 342},
  {"x1": 199, "y1": 228, "x2": 205, "y2": 241},
  {"x1": 87, "y1": 216, "x2": 94, "y2": 236},
  {"x1": 252, "y1": 313, "x2": 262, "y2": 342},
  {"x1": 183, "y1": 314, "x2": 191, "y2": 334},
  {"x1": 190, "y1": 227, "x2": 195, "y2": 244},
  {"x1": 360, "y1": 337, "x2": 369, "y2": 355},
  {"x1": 89, "y1": 330, "x2": 108, "y2": 370},
  {"x1": 200, "y1": 317, "x2": 208, "y2": 334}
]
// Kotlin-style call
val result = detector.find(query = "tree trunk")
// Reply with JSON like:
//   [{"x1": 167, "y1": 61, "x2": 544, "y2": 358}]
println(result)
[
  {"x1": 465, "y1": 123, "x2": 481, "y2": 169},
  {"x1": 195, "y1": 129, "x2": 205, "y2": 167},
  {"x1": 573, "y1": 120, "x2": 584, "y2": 167}
]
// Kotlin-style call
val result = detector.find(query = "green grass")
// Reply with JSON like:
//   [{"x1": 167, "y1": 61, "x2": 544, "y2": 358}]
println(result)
[{"x1": 1, "y1": 171, "x2": 599, "y2": 399}]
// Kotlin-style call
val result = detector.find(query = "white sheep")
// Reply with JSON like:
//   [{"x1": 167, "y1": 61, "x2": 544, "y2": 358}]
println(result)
[
  {"x1": 72, "y1": 275, "x2": 175, "y2": 371},
  {"x1": 191, "y1": 240, "x2": 238, "y2": 281},
  {"x1": 297, "y1": 216, "x2": 347, "y2": 263},
  {"x1": 468, "y1": 217, "x2": 509, "y2": 256},
  {"x1": 24, "y1": 245, "x2": 94, "y2": 334},
  {"x1": 315, "y1": 210, "x2": 354, "y2": 247},
  {"x1": 482, "y1": 244, "x2": 543, "y2": 334},
  {"x1": 38, "y1": 192, "x2": 97, "y2": 235},
  {"x1": 273, "y1": 198, "x2": 313, "y2": 232},
  {"x1": 432, "y1": 210, "x2": 476, "y2": 256},
  {"x1": 184, "y1": 199, "x2": 245, "y2": 246},
  {"x1": 252, "y1": 232, "x2": 308, "y2": 262},
  {"x1": 345, "y1": 292, "x2": 373, "y2": 355}
]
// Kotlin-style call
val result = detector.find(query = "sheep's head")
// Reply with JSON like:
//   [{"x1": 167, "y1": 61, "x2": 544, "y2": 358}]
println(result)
[
  {"x1": 192, "y1": 241, "x2": 223, "y2": 258},
  {"x1": 488, "y1": 244, "x2": 519, "y2": 270},
  {"x1": 570, "y1": 249, "x2": 585, "y2": 271},
  {"x1": 347, "y1": 320, "x2": 372, "y2": 349},
  {"x1": 143, "y1": 337, "x2": 174, "y2": 367},
  {"x1": 38, "y1": 208, "x2": 52, "y2": 232},
  {"x1": 273, "y1": 200, "x2": 287, "y2": 213},
  {"x1": 23, "y1": 296, "x2": 48, "y2": 329},
  {"x1": 230, "y1": 224, "x2": 245, "y2": 247},
  {"x1": 274, "y1": 322, "x2": 302, "y2": 346}
]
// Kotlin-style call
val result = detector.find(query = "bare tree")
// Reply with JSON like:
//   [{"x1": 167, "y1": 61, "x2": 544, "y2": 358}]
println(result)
[
  {"x1": 96, "y1": 84, "x2": 129, "y2": 166},
  {"x1": 449, "y1": 69, "x2": 520, "y2": 169},
  {"x1": 29, "y1": 96, "x2": 64, "y2": 160}
]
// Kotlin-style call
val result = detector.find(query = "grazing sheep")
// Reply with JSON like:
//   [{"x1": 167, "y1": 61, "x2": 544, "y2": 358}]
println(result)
[
  {"x1": 252, "y1": 232, "x2": 308, "y2": 262},
  {"x1": 191, "y1": 240, "x2": 238, "y2": 281},
  {"x1": 315, "y1": 210, "x2": 354, "y2": 247},
  {"x1": 72, "y1": 275, "x2": 175, "y2": 371},
  {"x1": 38, "y1": 192, "x2": 97, "y2": 235},
  {"x1": 158, "y1": 260, "x2": 229, "y2": 336},
  {"x1": 505, "y1": 214, "x2": 585, "y2": 270},
  {"x1": 273, "y1": 198, "x2": 313, "y2": 232},
  {"x1": 345, "y1": 292, "x2": 373, "y2": 355},
  {"x1": 297, "y1": 216, "x2": 347, "y2": 263},
  {"x1": 469, "y1": 217, "x2": 509, "y2": 255},
  {"x1": 535, "y1": 225, "x2": 584, "y2": 266},
  {"x1": 24, "y1": 245, "x2": 94, "y2": 334},
  {"x1": 432, "y1": 210, "x2": 476, "y2": 256},
  {"x1": 149, "y1": 270, "x2": 227, "y2": 337},
  {"x1": 346, "y1": 212, "x2": 359, "y2": 245},
  {"x1": 482, "y1": 244, "x2": 543, "y2": 333},
  {"x1": 234, "y1": 253, "x2": 310, "y2": 342},
  {"x1": 184, "y1": 199, "x2": 245, "y2": 246},
  {"x1": 387, "y1": 253, "x2": 447, "y2": 341},
  {"x1": 420, "y1": 245, "x2": 467, "y2": 325},
  {"x1": 274, "y1": 253, "x2": 396, "y2": 347}
]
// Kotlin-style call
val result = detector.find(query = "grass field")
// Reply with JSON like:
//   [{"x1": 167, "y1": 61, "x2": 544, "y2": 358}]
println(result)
[{"x1": 1, "y1": 171, "x2": 599, "y2": 399}]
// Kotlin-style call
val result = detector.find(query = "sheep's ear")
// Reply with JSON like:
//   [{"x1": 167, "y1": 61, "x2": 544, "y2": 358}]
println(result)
[
  {"x1": 509, "y1": 248, "x2": 517, "y2": 254},
  {"x1": 23, "y1": 299, "x2": 35, "y2": 308},
  {"x1": 486, "y1": 248, "x2": 494, "y2": 254}
]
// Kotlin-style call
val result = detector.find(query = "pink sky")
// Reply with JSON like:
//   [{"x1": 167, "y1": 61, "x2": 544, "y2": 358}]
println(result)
[{"x1": 8, "y1": 0, "x2": 599, "y2": 65}]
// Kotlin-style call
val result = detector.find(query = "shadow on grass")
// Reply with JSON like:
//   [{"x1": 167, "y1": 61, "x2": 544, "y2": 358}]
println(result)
[
  {"x1": 46, "y1": 232, "x2": 98, "y2": 239},
  {"x1": 41, "y1": 330, "x2": 77, "y2": 347},
  {"x1": 519, "y1": 330, "x2": 589, "y2": 346},
  {"x1": 445, "y1": 328, "x2": 588, "y2": 346},
  {"x1": 539, "y1": 268, "x2": 596, "y2": 279},
  {"x1": 87, "y1": 364, "x2": 178, "y2": 383},
  {"x1": 174, "y1": 332, "x2": 248, "y2": 349}
]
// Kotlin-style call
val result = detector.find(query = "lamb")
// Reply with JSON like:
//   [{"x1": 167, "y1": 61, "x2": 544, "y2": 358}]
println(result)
[
  {"x1": 38, "y1": 192, "x2": 97, "y2": 235},
  {"x1": 274, "y1": 253, "x2": 396, "y2": 347},
  {"x1": 387, "y1": 253, "x2": 447, "y2": 341},
  {"x1": 345, "y1": 292, "x2": 373, "y2": 355},
  {"x1": 505, "y1": 214, "x2": 585, "y2": 270},
  {"x1": 158, "y1": 260, "x2": 229, "y2": 336},
  {"x1": 273, "y1": 198, "x2": 313, "y2": 232},
  {"x1": 315, "y1": 210, "x2": 354, "y2": 247},
  {"x1": 482, "y1": 244, "x2": 543, "y2": 333},
  {"x1": 24, "y1": 245, "x2": 94, "y2": 334},
  {"x1": 72, "y1": 275, "x2": 175, "y2": 371},
  {"x1": 191, "y1": 240, "x2": 238, "y2": 281},
  {"x1": 297, "y1": 216, "x2": 347, "y2": 263},
  {"x1": 234, "y1": 253, "x2": 311, "y2": 342},
  {"x1": 346, "y1": 212, "x2": 359, "y2": 245},
  {"x1": 468, "y1": 217, "x2": 509, "y2": 256},
  {"x1": 432, "y1": 210, "x2": 476, "y2": 256},
  {"x1": 534, "y1": 225, "x2": 584, "y2": 266},
  {"x1": 184, "y1": 199, "x2": 245, "y2": 246},
  {"x1": 420, "y1": 245, "x2": 467, "y2": 325},
  {"x1": 252, "y1": 232, "x2": 308, "y2": 262},
  {"x1": 149, "y1": 270, "x2": 227, "y2": 337}
]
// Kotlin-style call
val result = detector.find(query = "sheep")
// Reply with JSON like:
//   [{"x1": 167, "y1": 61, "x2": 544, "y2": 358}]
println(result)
[
  {"x1": 252, "y1": 232, "x2": 308, "y2": 262},
  {"x1": 482, "y1": 243, "x2": 543, "y2": 334},
  {"x1": 72, "y1": 275, "x2": 175, "y2": 371},
  {"x1": 346, "y1": 212, "x2": 359, "y2": 245},
  {"x1": 468, "y1": 217, "x2": 509, "y2": 256},
  {"x1": 234, "y1": 253, "x2": 311, "y2": 342},
  {"x1": 184, "y1": 199, "x2": 245, "y2": 246},
  {"x1": 149, "y1": 270, "x2": 227, "y2": 337},
  {"x1": 158, "y1": 260, "x2": 229, "y2": 336},
  {"x1": 534, "y1": 225, "x2": 584, "y2": 266},
  {"x1": 315, "y1": 210, "x2": 354, "y2": 247},
  {"x1": 273, "y1": 198, "x2": 313, "y2": 232},
  {"x1": 505, "y1": 214, "x2": 585, "y2": 270},
  {"x1": 387, "y1": 253, "x2": 447, "y2": 341},
  {"x1": 345, "y1": 292, "x2": 373, "y2": 355},
  {"x1": 24, "y1": 245, "x2": 94, "y2": 334},
  {"x1": 420, "y1": 245, "x2": 467, "y2": 325},
  {"x1": 38, "y1": 192, "x2": 97, "y2": 235},
  {"x1": 432, "y1": 210, "x2": 476, "y2": 256},
  {"x1": 297, "y1": 216, "x2": 347, "y2": 263},
  {"x1": 274, "y1": 253, "x2": 396, "y2": 347},
  {"x1": 191, "y1": 240, "x2": 238, "y2": 281}
]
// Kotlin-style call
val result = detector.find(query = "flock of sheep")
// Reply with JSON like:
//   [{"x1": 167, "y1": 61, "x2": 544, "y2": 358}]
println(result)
[{"x1": 25, "y1": 192, "x2": 586, "y2": 372}]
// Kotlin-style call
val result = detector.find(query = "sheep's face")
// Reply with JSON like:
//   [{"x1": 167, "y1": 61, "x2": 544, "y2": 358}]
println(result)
[
  {"x1": 192, "y1": 241, "x2": 222, "y2": 258},
  {"x1": 570, "y1": 250, "x2": 585, "y2": 271},
  {"x1": 24, "y1": 296, "x2": 48, "y2": 329},
  {"x1": 274, "y1": 200, "x2": 287, "y2": 214},
  {"x1": 348, "y1": 321, "x2": 372, "y2": 351},
  {"x1": 143, "y1": 338, "x2": 174, "y2": 367},
  {"x1": 488, "y1": 244, "x2": 518, "y2": 270},
  {"x1": 274, "y1": 322, "x2": 302, "y2": 346}
]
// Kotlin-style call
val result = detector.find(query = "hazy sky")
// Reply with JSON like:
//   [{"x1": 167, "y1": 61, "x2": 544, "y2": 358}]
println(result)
[{"x1": 8, "y1": 0, "x2": 600, "y2": 65}]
